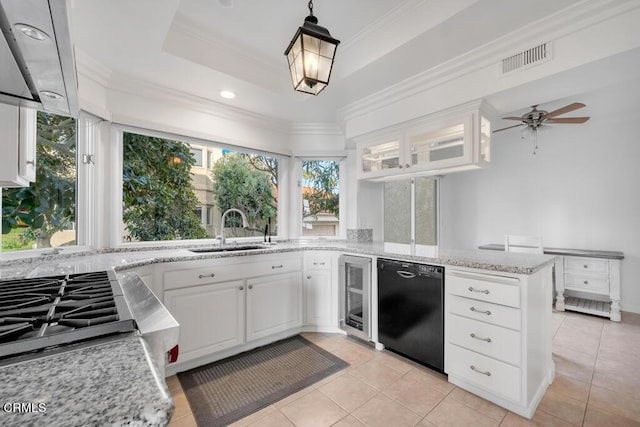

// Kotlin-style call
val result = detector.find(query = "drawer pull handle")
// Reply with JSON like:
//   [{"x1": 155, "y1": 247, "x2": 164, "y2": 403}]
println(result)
[
  {"x1": 198, "y1": 273, "x2": 216, "y2": 279},
  {"x1": 313, "y1": 262, "x2": 326, "y2": 266},
  {"x1": 584, "y1": 280, "x2": 588, "y2": 285},
  {"x1": 470, "y1": 333, "x2": 492, "y2": 343},
  {"x1": 470, "y1": 365, "x2": 491, "y2": 376},
  {"x1": 470, "y1": 307, "x2": 491, "y2": 315},
  {"x1": 468, "y1": 287, "x2": 490, "y2": 294},
  {"x1": 272, "y1": 265, "x2": 283, "y2": 269}
]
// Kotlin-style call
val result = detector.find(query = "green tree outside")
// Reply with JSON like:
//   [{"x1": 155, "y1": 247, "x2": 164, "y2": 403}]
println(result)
[
  {"x1": 211, "y1": 153, "x2": 276, "y2": 235},
  {"x1": 302, "y1": 160, "x2": 339, "y2": 220},
  {"x1": 122, "y1": 133, "x2": 207, "y2": 241},
  {"x1": 2, "y1": 112, "x2": 77, "y2": 250}
]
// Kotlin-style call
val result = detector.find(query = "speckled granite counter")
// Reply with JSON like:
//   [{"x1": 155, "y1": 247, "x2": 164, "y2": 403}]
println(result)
[
  {"x1": 478, "y1": 243, "x2": 624, "y2": 260},
  {"x1": 0, "y1": 335, "x2": 173, "y2": 427},
  {"x1": 0, "y1": 241, "x2": 556, "y2": 279}
]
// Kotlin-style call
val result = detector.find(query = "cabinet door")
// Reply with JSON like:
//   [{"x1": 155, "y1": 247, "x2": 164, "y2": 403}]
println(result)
[
  {"x1": 304, "y1": 269, "x2": 333, "y2": 327},
  {"x1": 358, "y1": 137, "x2": 403, "y2": 178},
  {"x1": 408, "y1": 115, "x2": 472, "y2": 170},
  {"x1": 246, "y1": 272, "x2": 302, "y2": 341},
  {"x1": 164, "y1": 280, "x2": 245, "y2": 363},
  {"x1": 0, "y1": 105, "x2": 36, "y2": 187}
]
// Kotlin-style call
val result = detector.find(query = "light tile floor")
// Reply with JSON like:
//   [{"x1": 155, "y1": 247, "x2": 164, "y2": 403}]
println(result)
[{"x1": 167, "y1": 310, "x2": 640, "y2": 426}]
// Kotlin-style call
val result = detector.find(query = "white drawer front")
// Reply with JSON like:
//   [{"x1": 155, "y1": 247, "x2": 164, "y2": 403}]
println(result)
[
  {"x1": 164, "y1": 263, "x2": 245, "y2": 289},
  {"x1": 447, "y1": 271, "x2": 521, "y2": 308},
  {"x1": 564, "y1": 274, "x2": 609, "y2": 294},
  {"x1": 447, "y1": 343, "x2": 521, "y2": 402},
  {"x1": 448, "y1": 314, "x2": 521, "y2": 366},
  {"x1": 303, "y1": 253, "x2": 333, "y2": 270},
  {"x1": 564, "y1": 257, "x2": 609, "y2": 275},
  {"x1": 448, "y1": 295, "x2": 521, "y2": 331}
]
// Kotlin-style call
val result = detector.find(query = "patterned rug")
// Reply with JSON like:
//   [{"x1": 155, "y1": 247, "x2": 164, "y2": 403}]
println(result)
[{"x1": 178, "y1": 335, "x2": 348, "y2": 426}]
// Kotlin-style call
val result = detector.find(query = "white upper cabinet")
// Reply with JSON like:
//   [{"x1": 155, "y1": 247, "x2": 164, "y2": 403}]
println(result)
[
  {"x1": 355, "y1": 100, "x2": 493, "y2": 180},
  {"x1": 0, "y1": 104, "x2": 36, "y2": 187}
]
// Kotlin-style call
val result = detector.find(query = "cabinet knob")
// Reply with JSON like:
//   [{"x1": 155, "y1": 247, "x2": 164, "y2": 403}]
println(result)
[
  {"x1": 239, "y1": 286, "x2": 244, "y2": 290},
  {"x1": 584, "y1": 265, "x2": 589, "y2": 268},
  {"x1": 405, "y1": 163, "x2": 410, "y2": 168},
  {"x1": 248, "y1": 285, "x2": 253, "y2": 290},
  {"x1": 398, "y1": 164, "x2": 403, "y2": 169},
  {"x1": 584, "y1": 280, "x2": 588, "y2": 285},
  {"x1": 26, "y1": 160, "x2": 35, "y2": 165},
  {"x1": 307, "y1": 275, "x2": 312, "y2": 279}
]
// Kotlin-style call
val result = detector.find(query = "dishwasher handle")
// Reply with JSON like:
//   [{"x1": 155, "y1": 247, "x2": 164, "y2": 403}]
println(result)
[{"x1": 396, "y1": 270, "x2": 416, "y2": 279}]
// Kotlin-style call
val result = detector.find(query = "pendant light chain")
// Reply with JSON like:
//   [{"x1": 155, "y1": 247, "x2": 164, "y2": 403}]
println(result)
[{"x1": 308, "y1": 0, "x2": 314, "y2": 16}]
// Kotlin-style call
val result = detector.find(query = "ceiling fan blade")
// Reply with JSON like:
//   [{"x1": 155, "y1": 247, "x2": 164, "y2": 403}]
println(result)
[
  {"x1": 502, "y1": 116, "x2": 524, "y2": 121},
  {"x1": 546, "y1": 117, "x2": 590, "y2": 124},
  {"x1": 546, "y1": 102, "x2": 586, "y2": 118},
  {"x1": 492, "y1": 123, "x2": 525, "y2": 133}
]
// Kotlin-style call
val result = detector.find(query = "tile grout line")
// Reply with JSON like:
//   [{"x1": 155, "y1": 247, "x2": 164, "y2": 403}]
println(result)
[{"x1": 581, "y1": 319, "x2": 606, "y2": 426}]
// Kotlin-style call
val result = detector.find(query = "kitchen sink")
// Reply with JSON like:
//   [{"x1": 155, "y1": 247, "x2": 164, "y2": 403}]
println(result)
[{"x1": 189, "y1": 245, "x2": 267, "y2": 253}]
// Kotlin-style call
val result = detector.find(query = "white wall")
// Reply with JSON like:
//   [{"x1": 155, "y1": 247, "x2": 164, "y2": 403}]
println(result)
[{"x1": 440, "y1": 80, "x2": 640, "y2": 313}]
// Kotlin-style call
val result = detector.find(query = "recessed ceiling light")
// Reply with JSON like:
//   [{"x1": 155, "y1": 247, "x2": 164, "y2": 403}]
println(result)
[
  {"x1": 40, "y1": 91, "x2": 65, "y2": 100},
  {"x1": 220, "y1": 90, "x2": 236, "y2": 99},
  {"x1": 14, "y1": 23, "x2": 50, "y2": 41}
]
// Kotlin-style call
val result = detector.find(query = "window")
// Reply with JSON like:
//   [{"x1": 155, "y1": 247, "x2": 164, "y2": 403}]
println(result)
[
  {"x1": 190, "y1": 147, "x2": 203, "y2": 167},
  {"x1": 121, "y1": 131, "x2": 278, "y2": 243},
  {"x1": 2, "y1": 112, "x2": 77, "y2": 252},
  {"x1": 301, "y1": 160, "x2": 339, "y2": 237}
]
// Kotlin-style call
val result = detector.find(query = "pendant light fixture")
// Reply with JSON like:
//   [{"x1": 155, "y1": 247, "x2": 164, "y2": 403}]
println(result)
[{"x1": 284, "y1": 0, "x2": 340, "y2": 95}]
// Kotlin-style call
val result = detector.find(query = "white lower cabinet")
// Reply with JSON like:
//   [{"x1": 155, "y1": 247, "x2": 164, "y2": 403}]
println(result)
[
  {"x1": 302, "y1": 252, "x2": 336, "y2": 329},
  {"x1": 445, "y1": 265, "x2": 554, "y2": 419},
  {"x1": 164, "y1": 280, "x2": 245, "y2": 362},
  {"x1": 247, "y1": 272, "x2": 302, "y2": 341},
  {"x1": 159, "y1": 253, "x2": 303, "y2": 371}
]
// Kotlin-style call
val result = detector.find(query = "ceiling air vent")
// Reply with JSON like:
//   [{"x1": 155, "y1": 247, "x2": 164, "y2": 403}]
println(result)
[{"x1": 501, "y1": 42, "x2": 551, "y2": 74}]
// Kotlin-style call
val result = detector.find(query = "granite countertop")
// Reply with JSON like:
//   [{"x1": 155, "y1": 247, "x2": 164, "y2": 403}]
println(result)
[
  {"x1": 0, "y1": 335, "x2": 173, "y2": 427},
  {"x1": 0, "y1": 240, "x2": 557, "y2": 278},
  {"x1": 478, "y1": 243, "x2": 625, "y2": 260}
]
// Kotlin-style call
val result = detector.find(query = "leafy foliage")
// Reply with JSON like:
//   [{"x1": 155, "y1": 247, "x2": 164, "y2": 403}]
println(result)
[
  {"x1": 2, "y1": 112, "x2": 76, "y2": 248},
  {"x1": 302, "y1": 160, "x2": 339, "y2": 219},
  {"x1": 211, "y1": 153, "x2": 276, "y2": 231},
  {"x1": 122, "y1": 133, "x2": 207, "y2": 241}
]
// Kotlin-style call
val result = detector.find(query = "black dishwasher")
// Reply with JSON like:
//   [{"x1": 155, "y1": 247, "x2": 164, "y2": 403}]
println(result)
[{"x1": 377, "y1": 258, "x2": 444, "y2": 372}]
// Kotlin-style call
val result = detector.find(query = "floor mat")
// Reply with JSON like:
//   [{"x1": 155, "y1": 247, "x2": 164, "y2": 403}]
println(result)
[{"x1": 178, "y1": 335, "x2": 349, "y2": 426}]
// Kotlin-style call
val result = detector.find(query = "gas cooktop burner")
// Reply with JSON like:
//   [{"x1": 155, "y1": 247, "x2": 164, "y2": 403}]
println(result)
[{"x1": 0, "y1": 271, "x2": 136, "y2": 358}]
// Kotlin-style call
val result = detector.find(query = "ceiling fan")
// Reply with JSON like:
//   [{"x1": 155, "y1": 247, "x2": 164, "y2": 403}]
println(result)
[{"x1": 493, "y1": 102, "x2": 590, "y2": 154}]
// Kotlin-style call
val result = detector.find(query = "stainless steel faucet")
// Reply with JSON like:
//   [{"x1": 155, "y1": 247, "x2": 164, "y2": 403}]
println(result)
[{"x1": 220, "y1": 208, "x2": 249, "y2": 245}]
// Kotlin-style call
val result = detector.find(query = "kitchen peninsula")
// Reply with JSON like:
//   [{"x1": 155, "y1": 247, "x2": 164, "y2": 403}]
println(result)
[{"x1": 0, "y1": 240, "x2": 555, "y2": 421}]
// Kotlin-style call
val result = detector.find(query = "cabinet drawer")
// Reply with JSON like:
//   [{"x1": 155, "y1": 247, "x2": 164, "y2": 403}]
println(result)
[
  {"x1": 448, "y1": 295, "x2": 520, "y2": 331},
  {"x1": 164, "y1": 263, "x2": 245, "y2": 289},
  {"x1": 448, "y1": 314, "x2": 521, "y2": 366},
  {"x1": 447, "y1": 343, "x2": 521, "y2": 402},
  {"x1": 564, "y1": 257, "x2": 609, "y2": 275},
  {"x1": 564, "y1": 274, "x2": 609, "y2": 295},
  {"x1": 303, "y1": 253, "x2": 333, "y2": 270},
  {"x1": 447, "y1": 270, "x2": 521, "y2": 308}
]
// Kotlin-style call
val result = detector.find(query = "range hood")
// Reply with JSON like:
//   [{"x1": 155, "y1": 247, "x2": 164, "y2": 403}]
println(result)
[{"x1": 0, "y1": 0, "x2": 78, "y2": 117}]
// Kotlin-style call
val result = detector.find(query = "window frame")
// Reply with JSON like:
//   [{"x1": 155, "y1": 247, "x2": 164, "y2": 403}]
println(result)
[{"x1": 113, "y1": 124, "x2": 286, "y2": 248}]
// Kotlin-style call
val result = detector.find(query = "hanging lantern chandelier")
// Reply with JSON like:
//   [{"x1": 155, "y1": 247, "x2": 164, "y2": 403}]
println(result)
[{"x1": 284, "y1": 0, "x2": 340, "y2": 95}]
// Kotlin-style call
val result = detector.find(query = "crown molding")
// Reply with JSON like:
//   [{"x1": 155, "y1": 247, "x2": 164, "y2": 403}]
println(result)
[
  {"x1": 337, "y1": 0, "x2": 640, "y2": 124},
  {"x1": 75, "y1": 49, "x2": 112, "y2": 87},
  {"x1": 289, "y1": 122, "x2": 344, "y2": 136}
]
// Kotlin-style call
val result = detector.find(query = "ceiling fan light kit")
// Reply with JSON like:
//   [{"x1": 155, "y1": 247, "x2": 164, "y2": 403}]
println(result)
[
  {"x1": 493, "y1": 102, "x2": 590, "y2": 154},
  {"x1": 285, "y1": 0, "x2": 340, "y2": 95}
]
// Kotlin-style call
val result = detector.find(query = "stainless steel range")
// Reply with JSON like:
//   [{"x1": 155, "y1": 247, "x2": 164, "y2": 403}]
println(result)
[{"x1": 0, "y1": 270, "x2": 136, "y2": 359}]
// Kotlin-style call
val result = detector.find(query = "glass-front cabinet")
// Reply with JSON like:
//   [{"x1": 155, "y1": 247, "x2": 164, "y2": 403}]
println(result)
[{"x1": 354, "y1": 100, "x2": 493, "y2": 180}]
